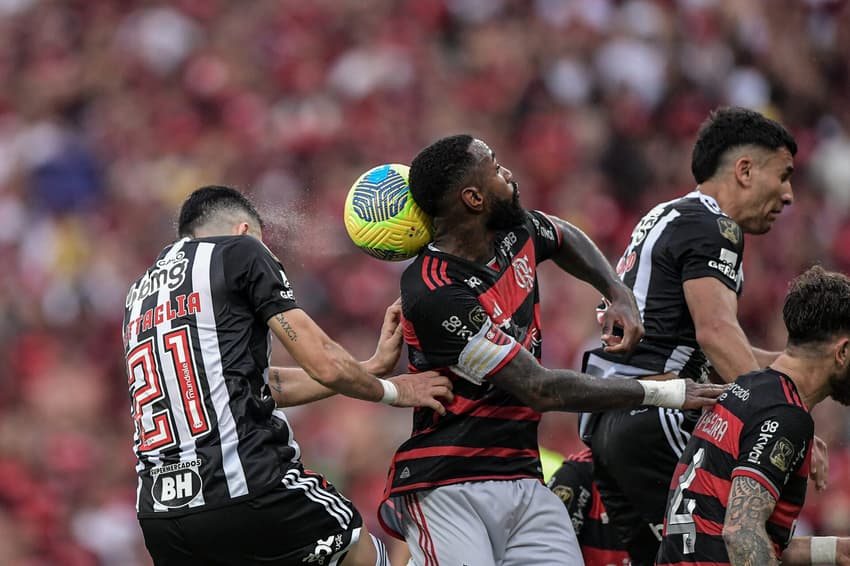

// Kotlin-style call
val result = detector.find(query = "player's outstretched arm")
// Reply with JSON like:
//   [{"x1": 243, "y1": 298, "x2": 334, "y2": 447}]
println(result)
[
  {"x1": 548, "y1": 216, "x2": 644, "y2": 352},
  {"x1": 267, "y1": 308, "x2": 452, "y2": 414},
  {"x1": 722, "y1": 476, "x2": 779, "y2": 566},
  {"x1": 782, "y1": 536, "x2": 850, "y2": 566},
  {"x1": 492, "y1": 347, "x2": 725, "y2": 413}
]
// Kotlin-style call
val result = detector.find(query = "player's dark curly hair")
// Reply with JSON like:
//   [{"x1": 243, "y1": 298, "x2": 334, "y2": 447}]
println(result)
[
  {"x1": 691, "y1": 107, "x2": 797, "y2": 184},
  {"x1": 409, "y1": 134, "x2": 478, "y2": 217},
  {"x1": 783, "y1": 265, "x2": 850, "y2": 347},
  {"x1": 178, "y1": 185, "x2": 264, "y2": 237}
]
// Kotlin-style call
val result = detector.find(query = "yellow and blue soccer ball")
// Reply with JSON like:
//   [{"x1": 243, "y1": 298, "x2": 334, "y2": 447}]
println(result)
[{"x1": 343, "y1": 163, "x2": 433, "y2": 261}]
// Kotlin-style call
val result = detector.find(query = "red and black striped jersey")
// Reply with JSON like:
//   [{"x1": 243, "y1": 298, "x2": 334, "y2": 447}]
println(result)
[
  {"x1": 547, "y1": 449, "x2": 631, "y2": 566},
  {"x1": 657, "y1": 369, "x2": 813, "y2": 565},
  {"x1": 123, "y1": 235, "x2": 300, "y2": 517},
  {"x1": 381, "y1": 210, "x2": 561, "y2": 506}
]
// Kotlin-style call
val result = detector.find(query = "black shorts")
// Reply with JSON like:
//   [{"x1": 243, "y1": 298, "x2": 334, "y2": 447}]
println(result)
[
  {"x1": 584, "y1": 406, "x2": 699, "y2": 566},
  {"x1": 140, "y1": 465, "x2": 363, "y2": 566}
]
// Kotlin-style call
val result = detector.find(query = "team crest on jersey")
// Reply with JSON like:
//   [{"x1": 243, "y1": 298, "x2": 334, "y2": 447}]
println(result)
[
  {"x1": 769, "y1": 438, "x2": 795, "y2": 472},
  {"x1": 469, "y1": 305, "x2": 489, "y2": 327},
  {"x1": 512, "y1": 255, "x2": 534, "y2": 290},
  {"x1": 552, "y1": 485, "x2": 574, "y2": 504},
  {"x1": 717, "y1": 217, "x2": 741, "y2": 245},
  {"x1": 151, "y1": 459, "x2": 203, "y2": 508}
]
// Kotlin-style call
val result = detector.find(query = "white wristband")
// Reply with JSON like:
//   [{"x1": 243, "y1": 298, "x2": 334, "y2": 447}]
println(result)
[
  {"x1": 639, "y1": 379, "x2": 687, "y2": 409},
  {"x1": 379, "y1": 379, "x2": 398, "y2": 405},
  {"x1": 811, "y1": 536, "x2": 838, "y2": 565}
]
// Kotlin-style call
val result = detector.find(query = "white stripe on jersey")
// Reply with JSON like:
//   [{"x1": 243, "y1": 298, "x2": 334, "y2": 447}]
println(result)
[
  {"x1": 633, "y1": 209, "x2": 681, "y2": 318},
  {"x1": 193, "y1": 242, "x2": 249, "y2": 498},
  {"x1": 658, "y1": 407, "x2": 688, "y2": 458},
  {"x1": 272, "y1": 407, "x2": 301, "y2": 462},
  {"x1": 450, "y1": 318, "x2": 518, "y2": 385},
  {"x1": 282, "y1": 469, "x2": 352, "y2": 529},
  {"x1": 664, "y1": 344, "x2": 696, "y2": 375}
]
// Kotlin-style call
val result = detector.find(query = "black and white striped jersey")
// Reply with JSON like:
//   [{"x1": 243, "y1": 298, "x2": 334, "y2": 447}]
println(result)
[
  {"x1": 584, "y1": 191, "x2": 744, "y2": 382},
  {"x1": 123, "y1": 235, "x2": 300, "y2": 517}
]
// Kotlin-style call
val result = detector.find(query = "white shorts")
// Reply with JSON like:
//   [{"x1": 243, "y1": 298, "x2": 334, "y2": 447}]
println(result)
[{"x1": 393, "y1": 478, "x2": 584, "y2": 566}]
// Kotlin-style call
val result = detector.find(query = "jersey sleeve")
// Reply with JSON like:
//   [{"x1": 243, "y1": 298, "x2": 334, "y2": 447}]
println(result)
[
  {"x1": 222, "y1": 237, "x2": 299, "y2": 322},
  {"x1": 669, "y1": 213, "x2": 744, "y2": 293},
  {"x1": 732, "y1": 404, "x2": 813, "y2": 501},
  {"x1": 404, "y1": 284, "x2": 522, "y2": 385},
  {"x1": 528, "y1": 210, "x2": 563, "y2": 262}
]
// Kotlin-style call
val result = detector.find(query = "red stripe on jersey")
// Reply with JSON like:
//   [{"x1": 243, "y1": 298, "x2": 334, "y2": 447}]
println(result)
[
  {"x1": 437, "y1": 260, "x2": 451, "y2": 286},
  {"x1": 570, "y1": 448, "x2": 594, "y2": 463},
  {"x1": 588, "y1": 484, "x2": 607, "y2": 521},
  {"x1": 395, "y1": 445, "x2": 539, "y2": 462},
  {"x1": 476, "y1": 239, "x2": 537, "y2": 327},
  {"x1": 780, "y1": 378, "x2": 796, "y2": 407},
  {"x1": 692, "y1": 404, "x2": 744, "y2": 458},
  {"x1": 771, "y1": 498, "x2": 802, "y2": 530},
  {"x1": 689, "y1": 468, "x2": 732, "y2": 506},
  {"x1": 731, "y1": 468, "x2": 780, "y2": 500},
  {"x1": 781, "y1": 375, "x2": 807, "y2": 411},
  {"x1": 402, "y1": 316, "x2": 423, "y2": 351},
  {"x1": 694, "y1": 514, "x2": 723, "y2": 536},
  {"x1": 580, "y1": 546, "x2": 630, "y2": 565},
  {"x1": 470, "y1": 404, "x2": 540, "y2": 421},
  {"x1": 421, "y1": 257, "x2": 438, "y2": 290}
]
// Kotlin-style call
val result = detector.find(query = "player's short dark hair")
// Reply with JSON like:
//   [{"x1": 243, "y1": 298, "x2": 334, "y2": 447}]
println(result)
[
  {"x1": 783, "y1": 265, "x2": 850, "y2": 347},
  {"x1": 177, "y1": 185, "x2": 264, "y2": 237},
  {"x1": 409, "y1": 134, "x2": 478, "y2": 217},
  {"x1": 691, "y1": 107, "x2": 797, "y2": 184}
]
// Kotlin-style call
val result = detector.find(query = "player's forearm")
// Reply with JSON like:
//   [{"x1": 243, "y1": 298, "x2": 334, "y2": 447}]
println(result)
[
  {"x1": 505, "y1": 368, "x2": 646, "y2": 413},
  {"x1": 724, "y1": 529, "x2": 779, "y2": 566},
  {"x1": 268, "y1": 367, "x2": 337, "y2": 407},
  {"x1": 698, "y1": 319, "x2": 759, "y2": 383},
  {"x1": 308, "y1": 341, "x2": 385, "y2": 402}
]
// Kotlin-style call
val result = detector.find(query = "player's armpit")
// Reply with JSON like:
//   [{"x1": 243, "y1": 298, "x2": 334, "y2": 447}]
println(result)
[{"x1": 722, "y1": 476, "x2": 780, "y2": 566}]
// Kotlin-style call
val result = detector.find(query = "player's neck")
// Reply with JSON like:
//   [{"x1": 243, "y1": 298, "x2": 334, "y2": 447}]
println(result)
[
  {"x1": 769, "y1": 353, "x2": 833, "y2": 408},
  {"x1": 432, "y1": 221, "x2": 498, "y2": 264}
]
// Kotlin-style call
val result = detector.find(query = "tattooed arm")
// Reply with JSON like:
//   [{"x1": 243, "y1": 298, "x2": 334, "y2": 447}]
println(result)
[
  {"x1": 722, "y1": 476, "x2": 779, "y2": 566},
  {"x1": 267, "y1": 307, "x2": 452, "y2": 413},
  {"x1": 492, "y1": 347, "x2": 725, "y2": 412}
]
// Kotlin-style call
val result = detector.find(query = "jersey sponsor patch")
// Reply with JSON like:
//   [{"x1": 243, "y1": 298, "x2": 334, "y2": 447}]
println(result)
[
  {"x1": 769, "y1": 437, "x2": 795, "y2": 472},
  {"x1": 717, "y1": 217, "x2": 741, "y2": 245},
  {"x1": 151, "y1": 459, "x2": 203, "y2": 508},
  {"x1": 708, "y1": 248, "x2": 739, "y2": 280}
]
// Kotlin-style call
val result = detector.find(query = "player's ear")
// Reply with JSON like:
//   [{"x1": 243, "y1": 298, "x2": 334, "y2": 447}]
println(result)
[
  {"x1": 460, "y1": 186, "x2": 484, "y2": 212},
  {"x1": 835, "y1": 337, "x2": 850, "y2": 368},
  {"x1": 234, "y1": 221, "x2": 251, "y2": 236},
  {"x1": 734, "y1": 155, "x2": 754, "y2": 188}
]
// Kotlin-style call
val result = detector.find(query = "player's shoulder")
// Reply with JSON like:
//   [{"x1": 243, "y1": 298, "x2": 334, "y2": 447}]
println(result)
[
  {"x1": 202, "y1": 235, "x2": 281, "y2": 262},
  {"x1": 734, "y1": 369, "x2": 811, "y2": 415},
  {"x1": 669, "y1": 193, "x2": 743, "y2": 246}
]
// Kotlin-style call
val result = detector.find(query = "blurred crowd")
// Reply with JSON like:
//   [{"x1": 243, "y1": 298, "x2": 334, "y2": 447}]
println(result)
[{"x1": 1, "y1": 0, "x2": 850, "y2": 564}]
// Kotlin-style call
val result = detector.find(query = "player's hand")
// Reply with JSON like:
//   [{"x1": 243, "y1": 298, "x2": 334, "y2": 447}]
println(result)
[
  {"x1": 681, "y1": 381, "x2": 728, "y2": 410},
  {"x1": 600, "y1": 288, "x2": 644, "y2": 353},
  {"x1": 363, "y1": 298, "x2": 404, "y2": 377},
  {"x1": 389, "y1": 371, "x2": 454, "y2": 415},
  {"x1": 810, "y1": 435, "x2": 829, "y2": 492},
  {"x1": 836, "y1": 537, "x2": 850, "y2": 566}
]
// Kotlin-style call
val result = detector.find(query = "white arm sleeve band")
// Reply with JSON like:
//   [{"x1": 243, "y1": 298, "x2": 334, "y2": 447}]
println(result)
[
  {"x1": 810, "y1": 536, "x2": 838, "y2": 565},
  {"x1": 638, "y1": 379, "x2": 687, "y2": 409}
]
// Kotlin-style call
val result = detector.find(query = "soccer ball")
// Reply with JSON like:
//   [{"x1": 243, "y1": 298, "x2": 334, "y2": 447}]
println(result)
[{"x1": 343, "y1": 163, "x2": 433, "y2": 261}]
